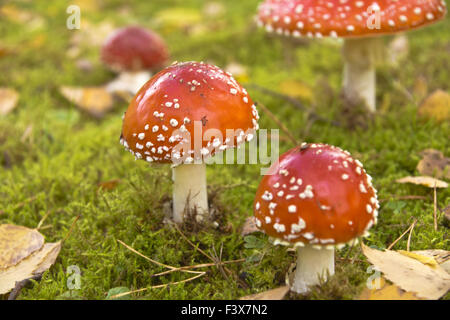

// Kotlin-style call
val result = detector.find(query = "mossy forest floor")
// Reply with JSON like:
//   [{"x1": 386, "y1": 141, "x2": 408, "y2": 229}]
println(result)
[{"x1": 0, "y1": 0, "x2": 449, "y2": 300}]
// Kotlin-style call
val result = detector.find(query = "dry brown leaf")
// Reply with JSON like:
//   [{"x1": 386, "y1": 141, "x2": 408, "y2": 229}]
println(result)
[
  {"x1": 361, "y1": 243, "x2": 450, "y2": 300},
  {"x1": 396, "y1": 176, "x2": 448, "y2": 188},
  {"x1": 59, "y1": 86, "x2": 114, "y2": 118},
  {"x1": 0, "y1": 241, "x2": 61, "y2": 295},
  {"x1": 417, "y1": 90, "x2": 450, "y2": 123},
  {"x1": 359, "y1": 277, "x2": 421, "y2": 300},
  {"x1": 417, "y1": 149, "x2": 450, "y2": 180},
  {"x1": 240, "y1": 286, "x2": 289, "y2": 300},
  {"x1": 278, "y1": 80, "x2": 314, "y2": 102},
  {"x1": 0, "y1": 224, "x2": 44, "y2": 270},
  {"x1": 0, "y1": 88, "x2": 19, "y2": 116},
  {"x1": 241, "y1": 216, "x2": 259, "y2": 236},
  {"x1": 98, "y1": 179, "x2": 121, "y2": 191},
  {"x1": 444, "y1": 205, "x2": 450, "y2": 228}
]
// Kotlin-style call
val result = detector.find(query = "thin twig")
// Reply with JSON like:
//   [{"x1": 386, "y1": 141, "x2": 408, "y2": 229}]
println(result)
[
  {"x1": 117, "y1": 239, "x2": 199, "y2": 275},
  {"x1": 110, "y1": 272, "x2": 206, "y2": 299},
  {"x1": 36, "y1": 211, "x2": 51, "y2": 230},
  {"x1": 172, "y1": 224, "x2": 214, "y2": 261},
  {"x1": 62, "y1": 215, "x2": 80, "y2": 243},
  {"x1": 152, "y1": 259, "x2": 245, "y2": 277},
  {"x1": 387, "y1": 218, "x2": 418, "y2": 250},
  {"x1": 406, "y1": 220, "x2": 417, "y2": 251},
  {"x1": 172, "y1": 224, "x2": 239, "y2": 281},
  {"x1": 8, "y1": 274, "x2": 42, "y2": 300},
  {"x1": 378, "y1": 195, "x2": 429, "y2": 202},
  {"x1": 433, "y1": 183, "x2": 438, "y2": 231},
  {"x1": 255, "y1": 101, "x2": 300, "y2": 146}
]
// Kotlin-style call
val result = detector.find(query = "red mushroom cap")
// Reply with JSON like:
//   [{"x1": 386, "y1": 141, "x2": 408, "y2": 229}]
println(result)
[
  {"x1": 120, "y1": 61, "x2": 259, "y2": 164},
  {"x1": 257, "y1": 0, "x2": 447, "y2": 38},
  {"x1": 253, "y1": 143, "x2": 378, "y2": 246},
  {"x1": 101, "y1": 26, "x2": 169, "y2": 72}
]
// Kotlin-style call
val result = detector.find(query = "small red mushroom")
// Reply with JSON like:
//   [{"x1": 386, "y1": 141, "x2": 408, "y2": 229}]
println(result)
[
  {"x1": 256, "y1": 0, "x2": 447, "y2": 112},
  {"x1": 101, "y1": 26, "x2": 169, "y2": 95},
  {"x1": 101, "y1": 26, "x2": 168, "y2": 73},
  {"x1": 253, "y1": 143, "x2": 378, "y2": 293},
  {"x1": 121, "y1": 61, "x2": 259, "y2": 223}
]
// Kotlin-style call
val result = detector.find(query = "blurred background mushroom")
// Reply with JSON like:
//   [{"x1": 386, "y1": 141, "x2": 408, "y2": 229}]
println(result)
[
  {"x1": 253, "y1": 143, "x2": 379, "y2": 294},
  {"x1": 120, "y1": 61, "x2": 259, "y2": 224},
  {"x1": 256, "y1": 0, "x2": 447, "y2": 113},
  {"x1": 101, "y1": 26, "x2": 169, "y2": 97}
]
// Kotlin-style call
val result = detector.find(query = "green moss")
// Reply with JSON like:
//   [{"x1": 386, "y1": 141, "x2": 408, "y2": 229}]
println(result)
[{"x1": 0, "y1": 0, "x2": 449, "y2": 300}]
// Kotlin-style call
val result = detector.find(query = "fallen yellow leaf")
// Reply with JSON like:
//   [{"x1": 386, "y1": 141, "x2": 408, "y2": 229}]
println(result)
[
  {"x1": 361, "y1": 243, "x2": 450, "y2": 300},
  {"x1": 0, "y1": 224, "x2": 44, "y2": 270},
  {"x1": 359, "y1": 277, "x2": 421, "y2": 300},
  {"x1": 279, "y1": 80, "x2": 314, "y2": 102},
  {"x1": 0, "y1": 88, "x2": 19, "y2": 116},
  {"x1": 240, "y1": 286, "x2": 289, "y2": 300},
  {"x1": 418, "y1": 90, "x2": 450, "y2": 123},
  {"x1": 398, "y1": 251, "x2": 438, "y2": 267},
  {"x1": 0, "y1": 242, "x2": 61, "y2": 295},
  {"x1": 412, "y1": 250, "x2": 450, "y2": 273},
  {"x1": 59, "y1": 86, "x2": 114, "y2": 118},
  {"x1": 396, "y1": 176, "x2": 448, "y2": 188}
]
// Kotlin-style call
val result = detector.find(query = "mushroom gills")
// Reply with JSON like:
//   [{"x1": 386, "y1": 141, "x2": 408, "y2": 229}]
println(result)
[
  {"x1": 342, "y1": 37, "x2": 382, "y2": 113},
  {"x1": 172, "y1": 163, "x2": 209, "y2": 223},
  {"x1": 291, "y1": 245, "x2": 335, "y2": 294}
]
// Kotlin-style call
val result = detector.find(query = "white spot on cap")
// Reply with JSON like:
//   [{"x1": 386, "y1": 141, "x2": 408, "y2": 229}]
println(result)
[
  {"x1": 288, "y1": 205, "x2": 297, "y2": 213},
  {"x1": 170, "y1": 119, "x2": 178, "y2": 127},
  {"x1": 262, "y1": 191, "x2": 273, "y2": 201},
  {"x1": 360, "y1": 183, "x2": 367, "y2": 193},
  {"x1": 303, "y1": 232, "x2": 314, "y2": 240},
  {"x1": 291, "y1": 218, "x2": 306, "y2": 233},
  {"x1": 273, "y1": 223, "x2": 286, "y2": 233}
]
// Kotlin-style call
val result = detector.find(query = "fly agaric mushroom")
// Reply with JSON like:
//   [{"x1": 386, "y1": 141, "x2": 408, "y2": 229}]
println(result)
[
  {"x1": 256, "y1": 0, "x2": 447, "y2": 112},
  {"x1": 101, "y1": 26, "x2": 169, "y2": 95},
  {"x1": 253, "y1": 143, "x2": 379, "y2": 294},
  {"x1": 120, "y1": 61, "x2": 259, "y2": 223}
]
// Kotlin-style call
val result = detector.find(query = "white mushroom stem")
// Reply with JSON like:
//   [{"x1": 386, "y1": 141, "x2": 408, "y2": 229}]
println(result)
[
  {"x1": 342, "y1": 37, "x2": 380, "y2": 113},
  {"x1": 172, "y1": 163, "x2": 209, "y2": 223},
  {"x1": 291, "y1": 245, "x2": 335, "y2": 294}
]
